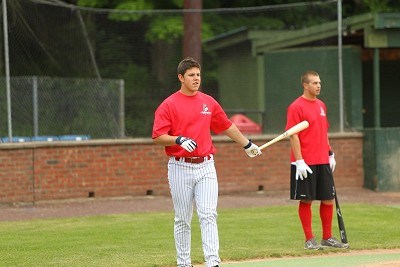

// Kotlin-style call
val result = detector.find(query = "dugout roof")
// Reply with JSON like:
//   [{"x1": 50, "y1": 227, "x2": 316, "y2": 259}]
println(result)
[{"x1": 205, "y1": 12, "x2": 400, "y2": 53}]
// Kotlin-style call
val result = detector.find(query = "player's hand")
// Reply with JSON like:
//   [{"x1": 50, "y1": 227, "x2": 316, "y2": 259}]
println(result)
[
  {"x1": 175, "y1": 136, "x2": 197, "y2": 152},
  {"x1": 329, "y1": 152, "x2": 336, "y2": 172},
  {"x1": 244, "y1": 140, "x2": 262, "y2": 158},
  {"x1": 295, "y1": 159, "x2": 313, "y2": 180}
]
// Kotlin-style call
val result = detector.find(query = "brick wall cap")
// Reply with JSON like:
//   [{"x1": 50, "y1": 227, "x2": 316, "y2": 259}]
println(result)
[{"x1": 0, "y1": 132, "x2": 362, "y2": 150}]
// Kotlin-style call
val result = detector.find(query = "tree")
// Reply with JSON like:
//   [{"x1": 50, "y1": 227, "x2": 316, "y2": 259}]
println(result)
[{"x1": 183, "y1": 0, "x2": 202, "y2": 64}]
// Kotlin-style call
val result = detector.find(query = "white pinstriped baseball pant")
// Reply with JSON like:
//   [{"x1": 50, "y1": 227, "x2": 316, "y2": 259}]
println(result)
[{"x1": 168, "y1": 155, "x2": 220, "y2": 267}]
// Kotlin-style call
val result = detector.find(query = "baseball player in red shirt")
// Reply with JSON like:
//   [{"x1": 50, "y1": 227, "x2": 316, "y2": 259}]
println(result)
[
  {"x1": 152, "y1": 57, "x2": 262, "y2": 267},
  {"x1": 286, "y1": 70, "x2": 349, "y2": 250}
]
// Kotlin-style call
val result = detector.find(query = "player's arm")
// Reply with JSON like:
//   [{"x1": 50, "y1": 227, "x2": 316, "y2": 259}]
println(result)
[
  {"x1": 153, "y1": 134, "x2": 177, "y2": 146},
  {"x1": 289, "y1": 134, "x2": 302, "y2": 160},
  {"x1": 223, "y1": 124, "x2": 249, "y2": 147},
  {"x1": 153, "y1": 134, "x2": 197, "y2": 152},
  {"x1": 327, "y1": 136, "x2": 336, "y2": 172},
  {"x1": 290, "y1": 134, "x2": 312, "y2": 180},
  {"x1": 224, "y1": 124, "x2": 261, "y2": 157},
  {"x1": 327, "y1": 136, "x2": 333, "y2": 154}
]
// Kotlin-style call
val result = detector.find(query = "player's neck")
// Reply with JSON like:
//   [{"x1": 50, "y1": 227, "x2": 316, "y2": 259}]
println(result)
[
  {"x1": 302, "y1": 94, "x2": 317, "y2": 101},
  {"x1": 179, "y1": 87, "x2": 198, "y2": 96}
]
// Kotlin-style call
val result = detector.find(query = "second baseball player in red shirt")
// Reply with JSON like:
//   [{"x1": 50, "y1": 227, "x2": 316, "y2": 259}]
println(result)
[
  {"x1": 152, "y1": 57, "x2": 262, "y2": 267},
  {"x1": 286, "y1": 70, "x2": 349, "y2": 250}
]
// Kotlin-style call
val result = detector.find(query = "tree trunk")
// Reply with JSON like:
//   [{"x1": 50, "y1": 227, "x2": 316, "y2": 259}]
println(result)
[{"x1": 183, "y1": 0, "x2": 202, "y2": 65}]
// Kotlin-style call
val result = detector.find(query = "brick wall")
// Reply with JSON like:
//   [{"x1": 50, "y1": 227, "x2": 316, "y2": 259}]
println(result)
[{"x1": 0, "y1": 133, "x2": 363, "y2": 204}]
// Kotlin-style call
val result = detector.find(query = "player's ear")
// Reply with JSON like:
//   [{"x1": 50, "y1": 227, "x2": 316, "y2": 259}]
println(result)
[{"x1": 178, "y1": 74, "x2": 184, "y2": 83}]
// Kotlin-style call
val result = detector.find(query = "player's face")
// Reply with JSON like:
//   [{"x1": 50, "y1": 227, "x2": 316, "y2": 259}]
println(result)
[
  {"x1": 178, "y1": 67, "x2": 201, "y2": 95},
  {"x1": 303, "y1": 75, "x2": 321, "y2": 99}
]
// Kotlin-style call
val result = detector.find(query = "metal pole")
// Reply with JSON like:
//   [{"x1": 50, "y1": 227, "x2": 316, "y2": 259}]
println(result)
[
  {"x1": 373, "y1": 48, "x2": 381, "y2": 128},
  {"x1": 2, "y1": 0, "x2": 12, "y2": 141},
  {"x1": 337, "y1": 0, "x2": 344, "y2": 132},
  {"x1": 119, "y1": 79, "x2": 125, "y2": 138},
  {"x1": 33, "y1": 76, "x2": 39, "y2": 137}
]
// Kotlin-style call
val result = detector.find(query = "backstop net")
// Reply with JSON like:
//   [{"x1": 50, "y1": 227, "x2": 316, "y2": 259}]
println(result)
[{"x1": 0, "y1": 0, "x2": 339, "y2": 139}]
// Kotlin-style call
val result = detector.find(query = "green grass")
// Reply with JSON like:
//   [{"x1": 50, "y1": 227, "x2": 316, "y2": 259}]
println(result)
[{"x1": 0, "y1": 204, "x2": 399, "y2": 266}]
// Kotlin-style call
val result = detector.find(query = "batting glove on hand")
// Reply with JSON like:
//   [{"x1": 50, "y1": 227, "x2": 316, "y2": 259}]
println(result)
[
  {"x1": 329, "y1": 153, "x2": 336, "y2": 172},
  {"x1": 295, "y1": 159, "x2": 313, "y2": 180},
  {"x1": 244, "y1": 140, "x2": 262, "y2": 158},
  {"x1": 175, "y1": 135, "x2": 197, "y2": 152}
]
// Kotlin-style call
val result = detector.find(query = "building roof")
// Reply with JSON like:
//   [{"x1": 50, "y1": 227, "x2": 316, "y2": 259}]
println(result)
[{"x1": 205, "y1": 13, "x2": 400, "y2": 55}]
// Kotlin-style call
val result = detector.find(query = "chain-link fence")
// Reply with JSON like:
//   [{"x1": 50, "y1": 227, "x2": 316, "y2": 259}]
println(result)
[
  {"x1": 0, "y1": 76, "x2": 124, "y2": 139},
  {"x1": 1, "y1": 0, "x2": 339, "y2": 139}
]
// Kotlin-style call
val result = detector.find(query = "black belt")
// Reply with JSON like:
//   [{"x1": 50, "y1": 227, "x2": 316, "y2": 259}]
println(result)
[{"x1": 174, "y1": 155, "x2": 211, "y2": 164}]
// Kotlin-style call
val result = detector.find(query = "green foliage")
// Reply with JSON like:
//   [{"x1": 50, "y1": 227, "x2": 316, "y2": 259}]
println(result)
[
  {"x1": 362, "y1": 0, "x2": 396, "y2": 12},
  {"x1": 171, "y1": 0, "x2": 184, "y2": 8},
  {"x1": 146, "y1": 16, "x2": 183, "y2": 43},
  {"x1": 145, "y1": 16, "x2": 214, "y2": 44},
  {"x1": 76, "y1": 0, "x2": 400, "y2": 54},
  {"x1": 115, "y1": 0, "x2": 153, "y2": 11},
  {"x1": 77, "y1": 0, "x2": 111, "y2": 8},
  {"x1": 343, "y1": 0, "x2": 400, "y2": 16},
  {"x1": 109, "y1": 0, "x2": 154, "y2": 21}
]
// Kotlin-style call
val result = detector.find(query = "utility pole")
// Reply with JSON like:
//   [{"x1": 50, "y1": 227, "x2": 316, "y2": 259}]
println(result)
[
  {"x1": 2, "y1": 0, "x2": 12, "y2": 141},
  {"x1": 183, "y1": 0, "x2": 202, "y2": 64},
  {"x1": 337, "y1": 0, "x2": 344, "y2": 132}
]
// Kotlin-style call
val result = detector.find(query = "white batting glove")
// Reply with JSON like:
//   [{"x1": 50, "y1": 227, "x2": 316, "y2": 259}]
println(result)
[
  {"x1": 175, "y1": 136, "x2": 197, "y2": 152},
  {"x1": 244, "y1": 140, "x2": 262, "y2": 158},
  {"x1": 329, "y1": 152, "x2": 336, "y2": 172},
  {"x1": 295, "y1": 159, "x2": 313, "y2": 180}
]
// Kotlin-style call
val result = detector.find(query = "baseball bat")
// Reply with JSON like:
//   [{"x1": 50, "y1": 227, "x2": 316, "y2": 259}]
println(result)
[
  {"x1": 259, "y1": 120, "x2": 309, "y2": 151},
  {"x1": 334, "y1": 186, "x2": 349, "y2": 245}
]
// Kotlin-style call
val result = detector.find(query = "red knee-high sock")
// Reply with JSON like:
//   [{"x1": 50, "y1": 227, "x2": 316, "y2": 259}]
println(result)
[
  {"x1": 299, "y1": 201, "x2": 313, "y2": 241},
  {"x1": 320, "y1": 202, "x2": 334, "y2": 240}
]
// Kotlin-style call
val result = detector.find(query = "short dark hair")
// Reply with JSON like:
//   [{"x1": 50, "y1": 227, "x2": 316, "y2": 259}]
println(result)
[
  {"x1": 177, "y1": 57, "x2": 201, "y2": 76},
  {"x1": 301, "y1": 70, "x2": 319, "y2": 84}
]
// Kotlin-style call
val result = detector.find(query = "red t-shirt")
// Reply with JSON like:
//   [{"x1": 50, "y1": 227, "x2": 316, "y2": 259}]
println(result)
[
  {"x1": 286, "y1": 96, "x2": 330, "y2": 165},
  {"x1": 152, "y1": 91, "x2": 232, "y2": 157}
]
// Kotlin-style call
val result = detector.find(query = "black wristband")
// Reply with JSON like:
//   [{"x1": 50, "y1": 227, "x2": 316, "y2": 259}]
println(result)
[
  {"x1": 329, "y1": 150, "x2": 333, "y2": 156},
  {"x1": 244, "y1": 140, "x2": 252, "y2": 149},
  {"x1": 175, "y1": 135, "x2": 183, "y2": 145}
]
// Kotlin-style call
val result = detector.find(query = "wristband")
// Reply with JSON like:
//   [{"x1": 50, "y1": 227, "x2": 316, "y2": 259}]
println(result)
[
  {"x1": 175, "y1": 135, "x2": 183, "y2": 145},
  {"x1": 329, "y1": 150, "x2": 333, "y2": 156},
  {"x1": 244, "y1": 140, "x2": 252, "y2": 149}
]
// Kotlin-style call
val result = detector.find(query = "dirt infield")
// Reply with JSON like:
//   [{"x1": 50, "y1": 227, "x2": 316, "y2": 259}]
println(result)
[{"x1": 0, "y1": 187, "x2": 400, "y2": 221}]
